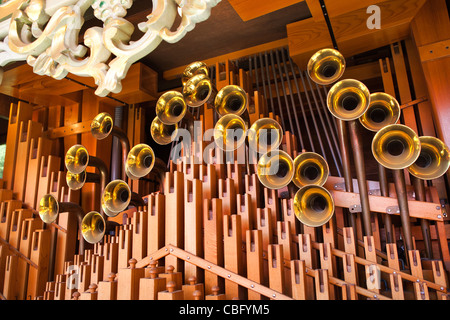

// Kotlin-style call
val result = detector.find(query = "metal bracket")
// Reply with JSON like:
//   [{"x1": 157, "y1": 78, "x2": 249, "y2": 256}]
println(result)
[
  {"x1": 386, "y1": 206, "x2": 400, "y2": 214},
  {"x1": 349, "y1": 204, "x2": 362, "y2": 213},
  {"x1": 318, "y1": 0, "x2": 339, "y2": 50}
]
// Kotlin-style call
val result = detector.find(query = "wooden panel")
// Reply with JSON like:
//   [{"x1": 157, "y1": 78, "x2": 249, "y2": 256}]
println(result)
[{"x1": 228, "y1": 0, "x2": 303, "y2": 21}]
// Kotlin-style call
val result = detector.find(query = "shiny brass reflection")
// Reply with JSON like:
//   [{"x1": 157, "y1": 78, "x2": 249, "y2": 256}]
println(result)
[
  {"x1": 65, "y1": 144, "x2": 89, "y2": 174},
  {"x1": 213, "y1": 114, "x2": 247, "y2": 151},
  {"x1": 293, "y1": 185, "x2": 335, "y2": 227},
  {"x1": 156, "y1": 91, "x2": 187, "y2": 125},
  {"x1": 126, "y1": 143, "x2": 155, "y2": 179},
  {"x1": 181, "y1": 61, "x2": 209, "y2": 87},
  {"x1": 38, "y1": 194, "x2": 59, "y2": 224},
  {"x1": 327, "y1": 79, "x2": 370, "y2": 121},
  {"x1": 214, "y1": 85, "x2": 248, "y2": 117},
  {"x1": 360, "y1": 92, "x2": 400, "y2": 132},
  {"x1": 150, "y1": 116, "x2": 178, "y2": 145},
  {"x1": 257, "y1": 150, "x2": 294, "y2": 189},
  {"x1": 91, "y1": 112, "x2": 114, "y2": 140},
  {"x1": 101, "y1": 179, "x2": 131, "y2": 217},
  {"x1": 292, "y1": 152, "x2": 329, "y2": 189},
  {"x1": 372, "y1": 124, "x2": 421, "y2": 170},
  {"x1": 182, "y1": 74, "x2": 216, "y2": 107},
  {"x1": 81, "y1": 211, "x2": 106, "y2": 244},
  {"x1": 307, "y1": 48, "x2": 346, "y2": 85},
  {"x1": 66, "y1": 170, "x2": 87, "y2": 190},
  {"x1": 408, "y1": 136, "x2": 450, "y2": 180},
  {"x1": 247, "y1": 118, "x2": 283, "y2": 154}
]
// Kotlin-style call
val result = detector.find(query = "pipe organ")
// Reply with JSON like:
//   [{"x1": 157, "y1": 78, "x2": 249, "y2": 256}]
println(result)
[{"x1": 1, "y1": 0, "x2": 450, "y2": 306}]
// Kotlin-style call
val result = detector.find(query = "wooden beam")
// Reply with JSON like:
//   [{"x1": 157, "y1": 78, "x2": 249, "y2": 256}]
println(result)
[{"x1": 227, "y1": 0, "x2": 304, "y2": 21}]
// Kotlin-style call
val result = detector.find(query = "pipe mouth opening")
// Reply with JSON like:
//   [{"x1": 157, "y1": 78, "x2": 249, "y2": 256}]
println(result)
[
  {"x1": 416, "y1": 152, "x2": 433, "y2": 168},
  {"x1": 227, "y1": 97, "x2": 243, "y2": 112},
  {"x1": 342, "y1": 95, "x2": 360, "y2": 111},
  {"x1": 143, "y1": 155, "x2": 153, "y2": 168},
  {"x1": 369, "y1": 106, "x2": 388, "y2": 123},
  {"x1": 198, "y1": 86, "x2": 210, "y2": 101},
  {"x1": 386, "y1": 139, "x2": 405, "y2": 157},
  {"x1": 119, "y1": 189, "x2": 129, "y2": 203},
  {"x1": 303, "y1": 165, "x2": 320, "y2": 182},
  {"x1": 321, "y1": 63, "x2": 338, "y2": 79},
  {"x1": 310, "y1": 195, "x2": 327, "y2": 212},
  {"x1": 275, "y1": 161, "x2": 290, "y2": 178},
  {"x1": 171, "y1": 103, "x2": 184, "y2": 117},
  {"x1": 79, "y1": 154, "x2": 88, "y2": 166}
]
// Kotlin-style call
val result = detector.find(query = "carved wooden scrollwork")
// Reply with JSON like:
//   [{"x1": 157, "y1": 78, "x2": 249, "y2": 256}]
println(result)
[{"x1": 1, "y1": 0, "x2": 221, "y2": 96}]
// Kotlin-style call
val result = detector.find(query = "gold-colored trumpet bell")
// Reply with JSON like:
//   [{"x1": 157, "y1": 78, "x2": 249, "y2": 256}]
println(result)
[
  {"x1": 408, "y1": 136, "x2": 450, "y2": 180},
  {"x1": 182, "y1": 74, "x2": 216, "y2": 107},
  {"x1": 91, "y1": 112, "x2": 114, "y2": 140},
  {"x1": 65, "y1": 144, "x2": 89, "y2": 174},
  {"x1": 150, "y1": 116, "x2": 178, "y2": 145},
  {"x1": 126, "y1": 144, "x2": 155, "y2": 179},
  {"x1": 257, "y1": 150, "x2": 294, "y2": 189},
  {"x1": 292, "y1": 152, "x2": 329, "y2": 188},
  {"x1": 214, "y1": 114, "x2": 247, "y2": 151},
  {"x1": 81, "y1": 211, "x2": 106, "y2": 244},
  {"x1": 66, "y1": 170, "x2": 87, "y2": 190},
  {"x1": 156, "y1": 91, "x2": 187, "y2": 125},
  {"x1": 181, "y1": 61, "x2": 209, "y2": 86},
  {"x1": 307, "y1": 48, "x2": 346, "y2": 85},
  {"x1": 247, "y1": 118, "x2": 283, "y2": 154},
  {"x1": 372, "y1": 124, "x2": 421, "y2": 170},
  {"x1": 214, "y1": 85, "x2": 248, "y2": 117},
  {"x1": 359, "y1": 92, "x2": 400, "y2": 132},
  {"x1": 101, "y1": 179, "x2": 131, "y2": 217},
  {"x1": 293, "y1": 185, "x2": 335, "y2": 227},
  {"x1": 38, "y1": 194, "x2": 59, "y2": 224},
  {"x1": 327, "y1": 79, "x2": 370, "y2": 121}
]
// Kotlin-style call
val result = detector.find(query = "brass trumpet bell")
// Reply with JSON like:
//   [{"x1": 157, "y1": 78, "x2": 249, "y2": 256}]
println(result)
[
  {"x1": 65, "y1": 144, "x2": 89, "y2": 174},
  {"x1": 66, "y1": 170, "x2": 87, "y2": 190},
  {"x1": 81, "y1": 211, "x2": 106, "y2": 244},
  {"x1": 182, "y1": 74, "x2": 216, "y2": 107},
  {"x1": 307, "y1": 48, "x2": 346, "y2": 85},
  {"x1": 327, "y1": 79, "x2": 370, "y2": 121},
  {"x1": 156, "y1": 91, "x2": 187, "y2": 125},
  {"x1": 257, "y1": 150, "x2": 294, "y2": 189},
  {"x1": 247, "y1": 118, "x2": 283, "y2": 154},
  {"x1": 126, "y1": 144, "x2": 155, "y2": 179},
  {"x1": 408, "y1": 136, "x2": 450, "y2": 180},
  {"x1": 293, "y1": 185, "x2": 335, "y2": 227},
  {"x1": 181, "y1": 61, "x2": 208, "y2": 86},
  {"x1": 150, "y1": 116, "x2": 178, "y2": 145},
  {"x1": 359, "y1": 92, "x2": 400, "y2": 132},
  {"x1": 372, "y1": 124, "x2": 421, "y2": 170},
  {"x1": 101, "y1": 179, "x2": 131, "y2": 217},
  {"x1": 38, "y1": 194, "x2": 59, "y2": 224},
  {"x1": 292, "y1": 152, "x2": 329, "y2": 188},
  {"x1": 213, "y1": 114, "x2": 247, "y2": 151},
  {"x1": 91, "y1": 112, "x2": 114, "y2": 140},
  {"x1": 214, "y1": 85, "x2": 248, "y2": 117}
]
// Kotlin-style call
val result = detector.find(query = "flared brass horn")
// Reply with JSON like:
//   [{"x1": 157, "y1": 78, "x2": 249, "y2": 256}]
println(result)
[
  {"x1": 182, "y1": 73, "x2": 217, "y2": 108},
  {"x1": 293, "y1": 185, "x2": 335, "y2": 227},
  {"x1": 150, "y1": 116, "x2": 178, "y2": 145},
  {"x1": 247, "y1": 118, "x2": 283, "y2": 154},
  {"x1": 408, "y1": 136, "x2": 450, "y2": 180},
  {"x1": 181, "y1": 61, "x2": 209, "y2": 87},
  {"x1": 256, "y1": 150, "x2": 294, "y2": 189},
  {"x1": 327, "y1": 79, "x2": 370, "y2": 121},
  {"x1": 126, "y1": 144, "x2": 155, "y2": 180},
  {"x1": 359, "y1": 92, "x2": 400, "y2": 132},
  {"x1": 213, "y1": 114, "x2": 247, "y2": 151},
  {"x1": 65, "y1": 144, "x2": 89, "y2": 174},
  {"x1": 81, "y1": 211, "x2": 106, "y2": 244},
  {"x1": 156, "y1": 91, "x2": 188, "y2": 125},
  {"x1": 307, "y1": 48, "x2": 346, "y2": 85},
  {"x1": 372, "y1": 124, "x2": 421, "y2": 170},
  {"x1": 66, "y1": 171, "x2": 87, "y2": 190},
  {"x1": 214, "y1": 85, "x2": 248, "y2": 117},
  {"x1": 101, "y1": 179, "x2": 132, "y2": 217},
  {"x1": 292, "y1": 152, "x2": 329, "y2": 189}
]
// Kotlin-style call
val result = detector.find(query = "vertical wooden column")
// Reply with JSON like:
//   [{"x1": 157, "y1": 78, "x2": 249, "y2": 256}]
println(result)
[
  {"x1": 184, "y1": 178, "x2": 203, "y2": 283},
  {"x1": 165, "y1": 171, "x2": 184, "y2": 272},
  {"x1": 268, "y1": 244, "x2": 286, "y2": 295},
  {"x1": 264, "y1": 188, "x2": 280, "y2": 234},
  {"x1": 139, "y1": 266, "x2": 166, "y2": 300},
  {"x1": 97, "y1": 273, "x2": 118, "y2": 300},
  {"x1": 27, "y1": 229, "x2": 51, "y2": 300},
  {"x1": 200, "y1": 163, "x2": 217, "y2": 200},
  {"x1": 0, "y1": 200, "x2": 22, "y2": 241},
  {"x1": 146, "y1": 193, "x2": 165, "y2": 255},
  {"x1": 117, "y1": 227, "x2": 132, "y2": 269},
  {"x1": 223, "y1": 214, "x2": 244, "y2": 300},
  {"x1": 245, "y1": 174, "x2": 261, "y2": 222},
  {"x1": 237, "y1": 194, "x2": 253, "y2": 242},
  {"x1": 203, "y1": 198, "x2": 224, "y2": 295},
  {"x1": 117, "y1": 258, "x2": 145, "y2": 300},
  {"x1": 298, "y1": 233, "x2": 315, "y2": 300},
  {"x1": 182, "y1": 276, "x2": 205, "y2": 300},
  {"x1": 3, "y1": 255, "x2": 18, "y2": 300},
  {"x1": 103, "y1": 242, "x2": 119, "y2": 279},
  {"x1": 54, "y1": 274, "x2": 66, "y2": 300},
  {"x1": 290, "y1": 260, "x2": 307, "y2": 300},
  {"x1": 256, "y1": 208, "x2": 273, "y2": 250},
  {"x1": 246, "y1": 229, "x2": 264, "y2": 300},
  {"x1": 132, "y1": 210, "x2": 148, "y2": 261},
  {"x1": 218, "y1": 178, "x2": 236, "y2": 216},
  {"x1": 54, "y1": 211, "x2": 77, "y2": 277},
  {"x1": 315, "y1": 269, "x2": 330, "y2": 300}
]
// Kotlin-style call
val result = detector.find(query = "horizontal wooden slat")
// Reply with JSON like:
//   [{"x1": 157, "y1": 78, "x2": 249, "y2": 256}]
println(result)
[
  {"x1": 228, "y1": 0, "x2": 304, "y2": 21},
  {"x1": 418, "y1": 39, "x2": 450, "y2": 62}
]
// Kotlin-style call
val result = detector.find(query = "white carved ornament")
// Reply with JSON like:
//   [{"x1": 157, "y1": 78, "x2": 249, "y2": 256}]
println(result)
[{"x1": 0, "y1": 0, "x2": 221, "y2": 96}]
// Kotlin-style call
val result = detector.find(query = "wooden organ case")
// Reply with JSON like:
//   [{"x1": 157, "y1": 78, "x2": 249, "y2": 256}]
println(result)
[{"x1": 0, "y1": 0, "x2": 450, "y2": 304}]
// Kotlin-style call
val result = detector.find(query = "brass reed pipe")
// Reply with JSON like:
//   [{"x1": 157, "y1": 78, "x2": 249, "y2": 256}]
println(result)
[
  {"x1": 378, "y1": 164, "x2": 394, "y2": 244},
  {"x1": 348, "y1": 120, "x2": 372, "y2": 237},
  {"x1": 412, "y1": 176, "x2": 433, "y2": 259},
  {"x1": 111, "y1": 126, "x2": 130, "y2": 181},
  {"x1": 392, "y1": 169, "x2": 414, "y2": 252}
]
